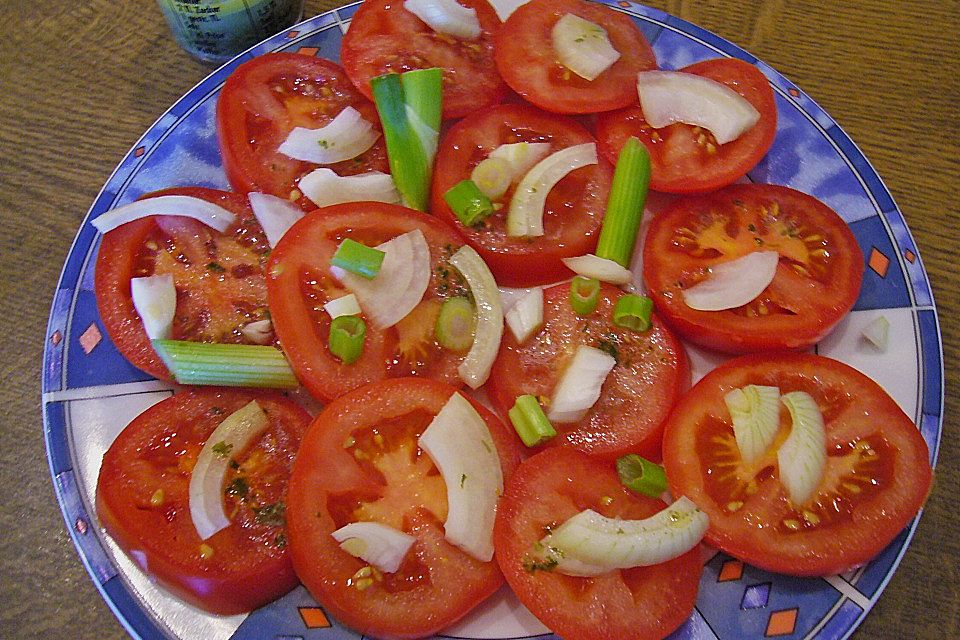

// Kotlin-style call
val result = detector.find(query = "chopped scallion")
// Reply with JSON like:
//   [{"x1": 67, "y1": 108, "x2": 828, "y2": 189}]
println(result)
[
  {"x1": 331, "y1": 238, "x2": 385, "y2": 279},
  {"x1": 613, "y1": 294, "x2": 653, "y2": 331},
  {"x1": 569, "y1": 276, "x2": 601, "y2": 316},
  {"x1": 152, "y1": 340, "x2": 298, "y2": 388},
  {"x1": 329, "y1": 315, "x2": 367, "y2": 364},
  {"x1": 508, "y1": 395, "x2": 557, "y2": 447},
  {"x1": 435, "y1": 296, "x2": 476, "y2": 352},
  {"x1": 616, "y1": 454, "x2": 668, "y2": 498},
  {"x1": 595, "y1": 137, "x2": 651, "y2": 267},
  {"x1": 444, "y1": 179, "x2": 494, "y2": 226}
]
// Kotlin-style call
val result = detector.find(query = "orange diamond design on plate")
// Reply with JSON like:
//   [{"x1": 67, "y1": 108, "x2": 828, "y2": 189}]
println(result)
[
  {"x1": 297, "y1": 47, "x2": 319, "y2": 57},
  {"x1": 618, "y1": 1, "x2": 630, "y2": 6},
  {"x1": 718, "y1": 559, "x2": 744, "y2": 582},
  {"x1": 134, "y1": 146, "x2": 146, "y2": 158},
  {"x1": 789, "y1": 88, "x2": 800, "y2": 98},
  {"x1": 51, "y1": 330, "x2": 62, "y2": 346},
  {"x1": 287, "y1": 30, "x2": 300, "y2": 38},
  {"x1": 868, "y1": 247, "x2": 890, "y2": 278},
  {"x1": 905, "y1": 249, "x2": 916, "y2": 263},
  {"x1": 765, "y1": 608, "x2": 798, "y2": 636},
  {"x1": 79, "y1": 323, "x2": 102, "y2": 354},
  {"x1": 298, "y1": 606, "x2": 331, "y2": 629}
]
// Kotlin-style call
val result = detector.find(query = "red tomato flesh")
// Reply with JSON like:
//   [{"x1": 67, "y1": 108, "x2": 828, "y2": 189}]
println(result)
[
  {"x1": 597, "y1": 58, "x2": 777, "y2": 193},
  {"x1": 431, "y1": 104, "x2": 613, "y2": 287},
  {"x1": 265, "y1": 202, "x2": 470, "y2": 402},
  {"x1": 340, "y1": 0, "x2": 507, "y2": 120},
  {"x1": 94, "y1": 187, "x2": 275, "y2": 379},
  {"x1": 287, "y1": 378, "x2": 522, "y2": 639},
  {"x1": 95, "y1": 388, "x2": 311, "y2": 614},
  {"x1": 643, "y1": 184, "x2": 863, "y2": 353},
  {"x1": 662, "y1": 353, "x2": 932, "y2": 576},
  {"x1": 488, "y1": 282, "x2": 689, "y2": 461},
  {"x1": 494, "y1": 447, "x2": 703, "y2": 640},
  {"x1": 494, "y1": 0, "x2": 657, "y2": 114},
  {"x1": 217, "y1": 53, "x2": 388, "y2": 210}
]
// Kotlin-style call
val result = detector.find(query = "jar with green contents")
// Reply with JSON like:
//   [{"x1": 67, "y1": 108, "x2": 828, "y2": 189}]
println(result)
[{"x1": 157, "y1": 0, "x2": 305, "y2": 65}]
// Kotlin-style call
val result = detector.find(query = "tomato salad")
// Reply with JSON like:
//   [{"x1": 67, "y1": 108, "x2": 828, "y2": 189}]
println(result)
[{"x1": 88, "y1": 0, "x2": 932, "y2": 638}]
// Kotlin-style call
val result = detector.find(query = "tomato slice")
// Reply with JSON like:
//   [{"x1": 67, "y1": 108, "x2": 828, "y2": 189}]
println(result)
[
  {"x1": 287, "y1": 378, "x2": 522, "y2": 638},
  {"x1": 662, "y1": 353, "x2": 932, "y2": 576},
  {"x1": 94, "y1": 187, "x2": 274, "y2": 379},
  {"x1": 217, "y1": 53, "x2": 388, "y2": 210},
  {"x1": 431, "y1": 104, "x2": 613, "y2": 287},
  {"x1": 494, "y1": 0, "x2": 657, "y2": 114},
  {"x1": 266, "y1": 202, "x2": 471, "y2": 402},
  {"x1": 643, "y1": 184, "x2": 863, "y2": 353},
  {"x1": 488, "y1": 282, "x2": 688, "y2": 460},
  {"x1": 596, "y1": 58, "x2": 777, "y2": 193},
  {"x1": 340, "y1": 0, "x2": 507, "y2": 120},
  {"x1": 95, "y1": 388, "x2": 311, "y2": 614},
  {"x1": 494, "y1": 447, "x2": 702, "y2": 640}
]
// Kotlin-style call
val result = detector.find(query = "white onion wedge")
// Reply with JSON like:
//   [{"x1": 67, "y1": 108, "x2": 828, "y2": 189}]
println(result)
[
  {"x1": 189, "y1": 401, "x2": 270, "y2": 540},
  {"x1": 507, "y1": 143, "x2": 597, "y2": 237},
  {"x1": 449, "y1": 246, "x2": 503, "y2": 388},
  {"x1": 418, "y1": 393, "x2": 503, "y2": 562},
  {"x1": 404, "y1": 0, "x2": 481, "y2": 40},
  {"x1": 471, "y1": 142, "x2": 552, "y2": 200},
  {"x1": 331, "y1": 230, "x2": 431, "y2": 328},
  {"x1": 248, "y1": 192, "x2": 305, "y2": 248},
  {"x1": 562, "y1": 253, "x2": 633, "y2": 285},
  {"x1": 682, "y1": 251, "x2": 779, "y2": 311},
  {"x1": 725, "y1": 385, "x2": 781, "y2": 465},
  {"x1": 778, "y1": 391, "x2": 827, "y2": 506},
  {"x1": 324, "y1": 293, "x2": 362, "y2": 319},
  {"x1": 862, "y1": 315, "x2": 890, "y2": 351},
  {"x1": 131, "y1": 274, "x2": 176, "y2": 340},
  {"x1": 278, "y1": 106, "x2": 381, "y2": 164},
  {"x1": 505, "y1": 287, "x2": 543, "y2": 344},
  {"x1": 487, "y1": 0, "x2": 528, "y2": 20},
  {"x1": 540, "y1": 497, "x2": 709, "y2": 576},
  {"x1": 91, "y1": 195, "x2": 236, "y2": 234},
  {"x1": 331, "y1": 522, "x2": 416, "y2": 573},
  {"x1": 298, "y1": 169, "x2": 400, "y2": 209},
  {"x1": 637, "y1": 70, "x2": 761, "y2": 145},
  {"x1": 548, "y1": 345, "x2": 616, "y2": 423},
  {"x1": 240, "y1": 318, "x2": 273, "y2": 344},
  {"x1": 552, "y1": 13, "x2": 621, "y2": 81}
]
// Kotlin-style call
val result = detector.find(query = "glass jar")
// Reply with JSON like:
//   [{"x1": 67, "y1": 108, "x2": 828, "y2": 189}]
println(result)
[{"x1": 157, "y1": 0, "x2": 306, "y2": 65}]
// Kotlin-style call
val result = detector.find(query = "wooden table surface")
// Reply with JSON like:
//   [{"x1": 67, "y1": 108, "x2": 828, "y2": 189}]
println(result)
[{"x1": 1, "y1": 1, "x2": 956, "y2": 638}]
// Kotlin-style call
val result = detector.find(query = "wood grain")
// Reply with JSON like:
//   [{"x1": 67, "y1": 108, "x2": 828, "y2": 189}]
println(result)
[{"x1": 0, "y1": 1, "x2": 956, "y2": 638}]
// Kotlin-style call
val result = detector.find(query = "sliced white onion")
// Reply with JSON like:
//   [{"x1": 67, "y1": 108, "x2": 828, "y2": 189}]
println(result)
[
  {"x1": 240, "y1": 318, "x2": 273, "y2": 345},
  {"x1": 404, "y1": 0, "x2": 481, "y2": 40},
  {"x1": 507, "y1": 143, "x2": 597, "y2": 237},
  {"x1": 449, "y1": 245, "x2": 503, "y2": 389},
  {"x1": 490, "y1": 142, "x2": 552, "y2": 179},
  {"x1": 298, "y1": 168, "x2": 400, "y2": 209},
  {"x1": 777, "y1": 391, "x2": 827, "y2": 506},
  {"x1": 189, "y1": 401, "x2": 270, "y2": 540},
  {"x1": 682, "y1": 251, "x2": 779, "y2": 311},
  {"x1": 278, "y1": 106, "x2": 381, "y2": 164},
  {"x1": 331, "y1": 521, "x2": 416, "y2": 573},
  {"x1": 562, "y1": 253, "x2": 633, "y2": 285},
  {"x1": 637, "y1": 70, "x2": 761, "y2": 145},
  {"x1": 725, "y1": 385, "x2": 781, "y2": 465},
  {"x1": 505, "y1": 287, "x2": 543, "y2": 344},
  {"x1": 248, "y1": 192, "x2": 305, "y2": 248},
  {"x1": 552, "y1": 13, "x2": 621, "y2": 81},
  {"x1": 548, "y1": 345, "x2": 616, "y2": 423},
  {"x1": 862, "y1": 315, "x2": 890, "y2": 351},
  {"x1": 487, "y1": 0, "x2": 529, "y2": 20},
  {"x1": 331, "y1": 230, "x2": 431, "y2": 329},
  {"x1": 324, "y1": 293, "x2": 362, "y2": 319},
  {"x1": 131, "y1": 274, "x2": 176, "y2": 340},
  {"x1": 92, "y1": 195, "x2": 237, "y2": 234},
  {"x1": 471, "y1": 157, "x2": 513, "y2": 200},
  {"x1": 418, "y1": 392, "x2": 503, "y2": 562},
  {"x1": 540, "y1": 497, "x2": 709, "y2": 576}
]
